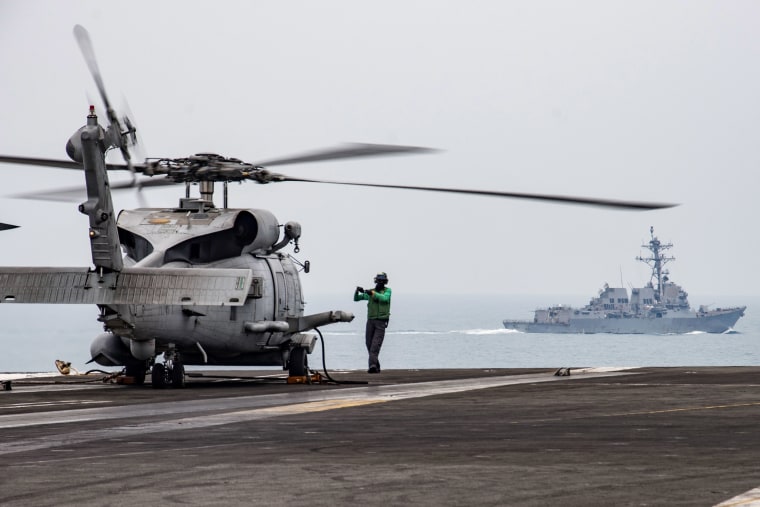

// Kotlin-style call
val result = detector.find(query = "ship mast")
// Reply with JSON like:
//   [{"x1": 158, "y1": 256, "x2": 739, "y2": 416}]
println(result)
[{"x1": 636, "y1": 226, "x2": 675, "y2": 303}]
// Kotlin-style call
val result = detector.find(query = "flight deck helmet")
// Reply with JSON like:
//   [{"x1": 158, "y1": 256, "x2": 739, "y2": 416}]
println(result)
[{"x1": 374, "y1": 272, "x2": 389, "y2": 285}]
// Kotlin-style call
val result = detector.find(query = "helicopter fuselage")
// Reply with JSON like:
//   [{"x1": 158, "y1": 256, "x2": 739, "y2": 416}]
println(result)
[
  {"x1": 103, "y1": 205, "x2": 308, "y2": 367},
  {"x1": 64, "y1": 108, "x2": 353, "y2": 384}
]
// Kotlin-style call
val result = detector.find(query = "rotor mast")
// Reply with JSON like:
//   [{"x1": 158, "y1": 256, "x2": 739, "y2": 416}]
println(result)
[{"x1": 636, "y1": 226, "x2": 674, "y2": 303}]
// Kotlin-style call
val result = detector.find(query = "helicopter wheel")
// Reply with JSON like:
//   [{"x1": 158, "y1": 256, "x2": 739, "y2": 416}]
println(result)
[
  {"x1": 125, "y1": 363, "x2": 147, "y2": 386},
  {"x1": 288, "y1": 347, "x2": 308, "y2": 377},
  {"x1": 151, "y1": 363, "x2": 167, "y2": 389},
  {"x1": 170, "y1": 362, "x2": 186, "y2": 388}
]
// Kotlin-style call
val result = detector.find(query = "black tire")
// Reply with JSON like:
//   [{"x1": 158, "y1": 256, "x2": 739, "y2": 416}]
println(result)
[
  {"x1": 125, "y1": 363, "x2": 146, "y2": 386},
  {"x1": 288, "y1": 347, "x2": 307, "y2": 377},
  {"x1": 151, "y1": 363, "x2": 166, "y2": 389},
  {"x1": 171, "y1": 363, "x2": 185, "y2": 388}
]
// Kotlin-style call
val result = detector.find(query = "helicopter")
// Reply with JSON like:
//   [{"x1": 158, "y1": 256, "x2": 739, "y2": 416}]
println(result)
[{"x1": 0, "y1": 26, "x2": 676, "y2": 388}]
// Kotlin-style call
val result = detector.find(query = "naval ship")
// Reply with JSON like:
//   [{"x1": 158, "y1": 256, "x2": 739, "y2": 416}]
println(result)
[{"x1": 503, "y1": 227, "x2": 746, "y2": 334}]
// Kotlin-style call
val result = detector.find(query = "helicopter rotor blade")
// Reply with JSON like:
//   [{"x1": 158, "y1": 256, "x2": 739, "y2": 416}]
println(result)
[
  {"x1": 73, "y1": 25, "x2": 114, "y2": 120},
  {"x1": 1, "y1": 153, "x2": 676, "y2": 210},
  {"x1": 9, "y1": 179, "x2": 144, "y2": 202},
  {"x1": 254, "y1": 143, "x2": 438, "y2": 167},
  {"x1": 0, "y1": 155, "x2": 142, "y2": 172},
  {"x1": 0, "y1": 223, "x2": 19, "y2": 231},
  {"x1": 276, "y1": 176, "x2": 677, "y2": 211},
  {"x1": 0, "y1": 155, "x2": 83, "y2": 170}
]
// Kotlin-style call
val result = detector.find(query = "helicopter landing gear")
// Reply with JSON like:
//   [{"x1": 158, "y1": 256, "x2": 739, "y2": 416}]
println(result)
[
  {"x1": 124, "y1": 362, "x2": 147, "y2": 385},
  {"x1": 288, "y1": 346, "x2": 308, "y2": 377},
  {"x1": 151, "y1": 363, "x2": 166, "y2": 388},
  {"x1": 170, "y1": 361, "x2": 186, "y2": 388},
  {"x1": 151, "y1": 348, "x2": 185, "y2": 389}
]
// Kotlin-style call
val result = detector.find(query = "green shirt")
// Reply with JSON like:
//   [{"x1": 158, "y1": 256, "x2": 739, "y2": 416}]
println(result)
[{"x1": 354, "y1": 287, "x2": 392, "y2": 320}]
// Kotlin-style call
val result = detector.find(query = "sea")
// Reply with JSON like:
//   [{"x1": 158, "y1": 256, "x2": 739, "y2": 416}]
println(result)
[{"x1": 0, "y1": 293, "x2": 757, "y2": 374}]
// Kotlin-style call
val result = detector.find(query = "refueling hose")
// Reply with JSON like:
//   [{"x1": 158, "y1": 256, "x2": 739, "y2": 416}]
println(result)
[{"x1": 314, "y1": 328, "x2": 367, "y2": 385}]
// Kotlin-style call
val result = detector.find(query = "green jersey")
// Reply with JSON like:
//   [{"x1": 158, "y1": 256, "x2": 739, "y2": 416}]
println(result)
[{"x1": 354, "y1": 287, "x2": 392, "y2": 320}]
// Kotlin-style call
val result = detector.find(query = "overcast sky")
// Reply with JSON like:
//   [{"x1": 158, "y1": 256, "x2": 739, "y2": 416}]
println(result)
[{"x1": 0, "y1": 1, "x2": 758, "y2": 299}]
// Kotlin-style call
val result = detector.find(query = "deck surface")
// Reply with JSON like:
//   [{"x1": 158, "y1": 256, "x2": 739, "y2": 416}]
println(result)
[{"x1": 1, "y1": 367, "x2": 760, "y2": 506}]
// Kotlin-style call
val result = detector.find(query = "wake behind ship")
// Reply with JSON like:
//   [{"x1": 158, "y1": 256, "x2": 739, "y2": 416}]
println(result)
[{"x1": 503, "y1": 227, "x2": 745, "y2": 334}]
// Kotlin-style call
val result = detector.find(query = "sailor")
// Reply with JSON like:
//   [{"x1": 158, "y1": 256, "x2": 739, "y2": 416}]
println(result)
[{"x1": 353, "y1": 272, "x2": 392, "y2": 373}]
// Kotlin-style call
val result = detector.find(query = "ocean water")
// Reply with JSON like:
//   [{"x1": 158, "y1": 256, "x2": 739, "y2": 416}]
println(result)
[
  {"x1": 0, "y1": 293, "x2": 757, "y2": 373},
  {"x1": 313, "y1": 293, "x2": 759, "y2": 371}
]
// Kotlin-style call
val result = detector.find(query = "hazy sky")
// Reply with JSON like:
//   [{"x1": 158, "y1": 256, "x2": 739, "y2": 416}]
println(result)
[{"x1": 1, "y1": 1, "x2": 758, "y2": 299}]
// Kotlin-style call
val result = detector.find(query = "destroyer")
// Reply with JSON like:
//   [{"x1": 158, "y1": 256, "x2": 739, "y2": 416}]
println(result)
[{"x1": 503, "y1": 227, "x2": 745, "y2": 334}]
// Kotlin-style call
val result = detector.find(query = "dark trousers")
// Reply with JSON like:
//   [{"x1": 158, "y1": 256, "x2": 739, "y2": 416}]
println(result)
[{"x1": 365, "y1": 318, "x2": 388, "y2": 370}]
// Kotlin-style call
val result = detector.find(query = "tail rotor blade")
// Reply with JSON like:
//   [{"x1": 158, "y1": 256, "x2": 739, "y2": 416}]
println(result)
[
  {"x1": 74, "y1": 25, "x2": 136, "y2": 172},
  {"x1": 73, "y1": 25, "x2": 114, "y2": 119}
]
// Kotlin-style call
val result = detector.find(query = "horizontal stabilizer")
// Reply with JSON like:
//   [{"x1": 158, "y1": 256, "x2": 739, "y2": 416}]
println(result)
[{"x1": 0, "y1": 267, "x2": 252, "y2": 306}]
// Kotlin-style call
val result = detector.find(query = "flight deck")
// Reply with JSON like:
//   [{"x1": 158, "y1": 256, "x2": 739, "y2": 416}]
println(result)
[{"x1": 1, "y1": 367, "x2": 760, "y2": 506}]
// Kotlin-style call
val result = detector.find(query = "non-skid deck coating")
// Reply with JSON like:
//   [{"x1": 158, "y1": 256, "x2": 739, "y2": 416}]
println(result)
[{"x1": 1, "y1": 367, "x2": 760, "y2": 506}]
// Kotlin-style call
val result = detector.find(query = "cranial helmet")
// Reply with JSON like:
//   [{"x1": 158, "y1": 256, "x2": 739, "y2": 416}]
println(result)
[{"x1": 374, "y1": 272, "x2": 389, "y2": 284}]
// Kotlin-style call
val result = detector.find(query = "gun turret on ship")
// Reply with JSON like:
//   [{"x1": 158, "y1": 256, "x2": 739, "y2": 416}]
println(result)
[{"x1": 503, "y1": 227, "x2": 746, "y2": 334}]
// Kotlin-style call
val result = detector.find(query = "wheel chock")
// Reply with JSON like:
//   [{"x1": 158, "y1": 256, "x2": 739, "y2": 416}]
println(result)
[
  {"x1": 116, "y1": 376, "x2": 137, "y2": 385},
  {"x1": 287, "y1": 371, "x2": 327, "y2": 384}
]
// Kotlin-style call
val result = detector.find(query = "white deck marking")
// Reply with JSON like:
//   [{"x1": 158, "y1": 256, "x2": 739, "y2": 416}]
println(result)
[
  {"x1": 715, "y1": 487, "x2": 760, "y2": 506},
  {"x1": 2, "y1": 400, "x2": 109, "y2": 409},
  {"x1": 0, "y1": 372, "x2": 60, "y2": 381},
  {"x1": 0, "y1": 369, "x2": 632, "y2": 455}
]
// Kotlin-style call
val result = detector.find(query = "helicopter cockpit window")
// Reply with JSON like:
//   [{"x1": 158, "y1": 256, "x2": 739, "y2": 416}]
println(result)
[
  {"x1": 165, "y1": 230, "x2": 243, "y2": 264},
  {"x1": 119, "y1": 228, "x2": 154, "y2": 262},
  {"x1": 164, "y1": 212, "x2": 260, "y2": 264}
]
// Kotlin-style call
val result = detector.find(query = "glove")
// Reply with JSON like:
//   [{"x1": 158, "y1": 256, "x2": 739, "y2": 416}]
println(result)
[{"x1": 356, "y1": 286, "x2": 364, "y2": 293}]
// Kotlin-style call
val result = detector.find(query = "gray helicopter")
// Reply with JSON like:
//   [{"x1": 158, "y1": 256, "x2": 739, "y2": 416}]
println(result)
[{"x1": 0, "y1": 26, "x2": 675, "y2": 388}]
